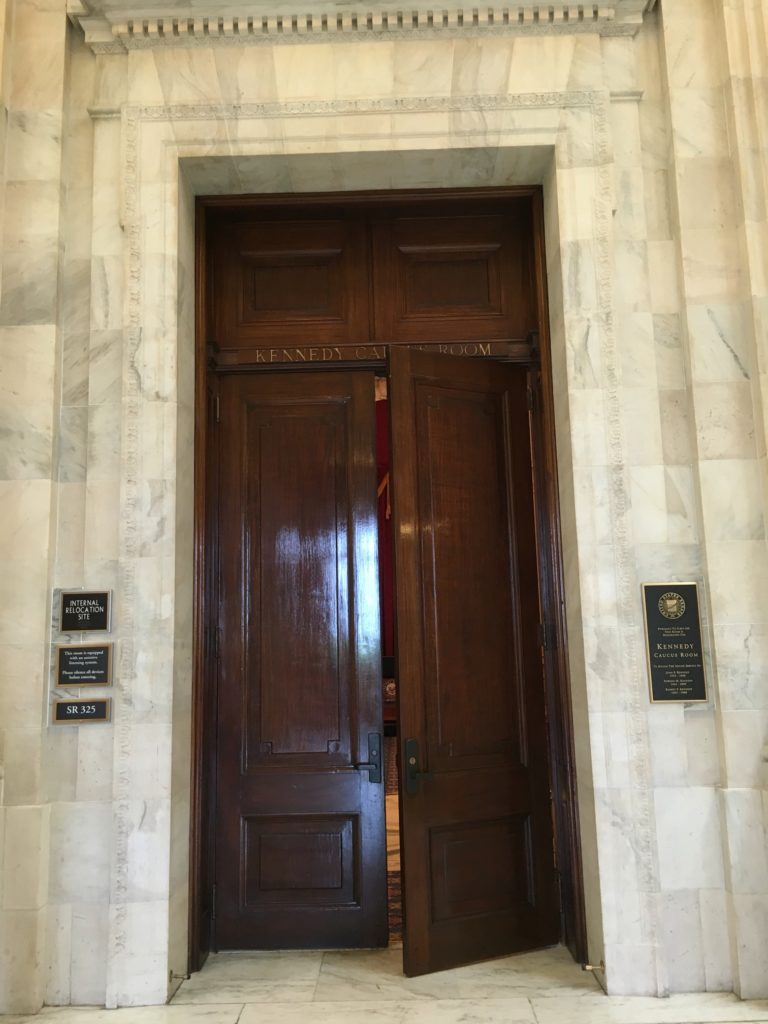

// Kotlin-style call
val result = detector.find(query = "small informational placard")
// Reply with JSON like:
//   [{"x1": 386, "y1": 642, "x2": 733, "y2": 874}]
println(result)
[
  {"x1": 642, "y1": 582, "x2": 708, "y2": 703},
  {"x1": 60, "y1": 591, "x2": 111, "y2": 632},
  {"x1": 53, "y1": 698, "x2": 111, "y2": 724},
  {"x1": 56, "y1": 644, "x2": 112, "y2": 687}
]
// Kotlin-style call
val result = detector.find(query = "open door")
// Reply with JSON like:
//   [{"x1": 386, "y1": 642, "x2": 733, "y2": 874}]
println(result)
[{"x1": 390, "y1": 346, "x2": 560, "y2": 976}]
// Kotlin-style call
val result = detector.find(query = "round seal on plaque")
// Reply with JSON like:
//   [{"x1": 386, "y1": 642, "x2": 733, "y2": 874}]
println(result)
[{"x1": 658, "y1": 591, "x2": 686, "y2": 619}]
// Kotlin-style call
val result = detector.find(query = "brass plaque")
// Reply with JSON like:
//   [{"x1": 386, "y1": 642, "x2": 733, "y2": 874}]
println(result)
[
  {"x1": 60, "y1": 591, "x2": 111, "y2": 632},
  {"x1": 642, "y1": 582, "x2": 707, "y2": 703},
  {"x1": 52, "y1": 698, "x2": 111, "y2": 724},
  {"x1": 56, "y1": 644, "x2": 112, "y2": 687}
]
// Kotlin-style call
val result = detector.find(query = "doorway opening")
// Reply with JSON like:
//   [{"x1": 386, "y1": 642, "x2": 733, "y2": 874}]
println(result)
[
  {"x1": 377, "y1": 373, "x2": 402, "y2": 946},
  {"x1": 190, "y1": 188, "x2": 586, "y2": 979}
]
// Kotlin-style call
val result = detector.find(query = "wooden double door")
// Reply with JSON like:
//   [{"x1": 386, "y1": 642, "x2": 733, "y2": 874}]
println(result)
[
  {"x1": 199, "y1": 193, "x2": 576, "y2": 977},
  {"x1": 213, "y1": 346, "x2": 560, "y2": 975}
]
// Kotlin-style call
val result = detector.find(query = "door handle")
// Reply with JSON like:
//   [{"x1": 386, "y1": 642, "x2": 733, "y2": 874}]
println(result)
[
  {"x1": 404, "y1": 737, "x2": 432, "y2": 795},
  {"x1": 354, "y1": 733, "x2": 382, "y2": 784}
]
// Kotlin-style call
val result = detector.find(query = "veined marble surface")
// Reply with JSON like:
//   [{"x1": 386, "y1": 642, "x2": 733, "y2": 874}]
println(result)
[
  {"x1": 2, "y1": 0, "x2": 768, "y2": 1014},
  {"x1": 5, "y1": 947, "x2": 768, "y2": 1023}
]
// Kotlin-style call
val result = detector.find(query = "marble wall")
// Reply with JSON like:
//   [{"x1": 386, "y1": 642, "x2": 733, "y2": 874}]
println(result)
[
  {"x1": 659, "y1": 0, "x2": 768, "y2": 999},
  {"x1": 0, "y1": 0, "x2": 67, "y2": 1011},
  {"x1": 0, "y1": 1, "x2": 766, "y2": 1014}
]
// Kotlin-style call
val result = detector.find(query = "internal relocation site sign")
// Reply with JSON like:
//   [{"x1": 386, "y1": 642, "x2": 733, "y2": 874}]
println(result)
[
  {"x1": 60, "y1": 591, "x2": 111, "y2": 632},
  {"x1": 642, "y1": 582, "x2": 708, "y2": 703}
]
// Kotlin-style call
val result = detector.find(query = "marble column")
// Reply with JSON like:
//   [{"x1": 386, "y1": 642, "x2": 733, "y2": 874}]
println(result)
[
  {"x1": 716, "y1": 0, "x2": 768, "y2": 999},
  {"x1": 0, "y1": 0, "x2": 12, "y2": 274},
  {"x1": 607, "y1": 12, "x2": 734, "y2": 996},
  {"x1": 44, "y1": 30, "x2": 118, "y2": 1008},
  {"x1": 660, "y1": 0, "x2": 768, "y2": 1001},
  {"x1": 0, "y1": 0, "x2": 68, "y2": 1013}
]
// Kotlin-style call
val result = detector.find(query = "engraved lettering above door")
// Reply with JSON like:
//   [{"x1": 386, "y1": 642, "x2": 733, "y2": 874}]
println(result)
[{"x1": 204, "y1": 198, "x2": 539, "y2": 368}]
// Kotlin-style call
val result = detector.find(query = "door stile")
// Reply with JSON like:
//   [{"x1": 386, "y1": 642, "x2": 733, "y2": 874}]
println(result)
[
  {"x1": 387, "y1": 348, "x2": 431, "y2": 973},
  {"x1": 530, "y1": 190, "x2": 587, "y2": 962}
]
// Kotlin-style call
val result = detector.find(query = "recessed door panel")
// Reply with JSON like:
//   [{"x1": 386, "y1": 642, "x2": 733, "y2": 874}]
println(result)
[
  {"x1": 244, "y1": 402, "x2": 350, "y2": 767},
  {"x1": 429, "y1": 816, "x2": 533, "y2": 922},
  {"x1": 415, "y1": 383, "x2": 522, "y2": 768},
  {"x1": 210, "y1": 218, "x2": 370, "y2": 358},
  {"x1": 244, "y1": 815, "x2": 357, "y2": 907},
  {"x1": 372, "y1": 210, "x2": 534, "y2": 343}
]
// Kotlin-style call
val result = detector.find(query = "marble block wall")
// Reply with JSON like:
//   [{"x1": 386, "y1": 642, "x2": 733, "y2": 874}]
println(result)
[
  {"x1": 0, "y1": 0, "x2": 11, "y2": 283},
  {"x1": 0, "y1": 1, "x2": 767, "y2": 1013},
  {"x1": 45, "y1": 27, "x2": 114, "y2": 1010},
  {"x1": 659, "y1": 0, "x2": 768, "y2": 1000},
  {"x1": 667, "y1": 0, "x2": 768, "y2": 995},
  {"x1": 0, "y1": 0, "x2": 68, "y2": 1013}
]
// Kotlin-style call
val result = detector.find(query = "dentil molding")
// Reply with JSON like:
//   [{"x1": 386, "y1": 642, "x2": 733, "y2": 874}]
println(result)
[{"x1": 69, "y1": 0, "x2": 657, "y2": 52}]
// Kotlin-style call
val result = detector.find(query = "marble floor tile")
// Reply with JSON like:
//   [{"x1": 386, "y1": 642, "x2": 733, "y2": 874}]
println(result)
[
  {"x1": 451, "y1": 947, "x2": 602, "y2": 998},
  {"x1": 179, "y1": 949, "x2": 323, "y2": 981},
  {"x1": 9, "y1": 949, "x2": 768, "y2": 1022},
  {"x1": 172, "y1": 979, "x2": 316, "y2": 1004},
  {"x1": 531, "y1": 992, "x2": 768, "y2": 1024},
  {"x1": 238, "y1": 998, "x2": 537, "y2": 1024},
  {"x1": 4, "y1": 1007, "x2": 243, "y2": 1023},
  {"x1": 313, "y1": 947, "x2": 465, "y2": 1001},
  {"x1": 312, "y1": 945, "x2": 601, "y2": 1002},
  {"x1": 170, "y1": 948, "x2": 323, "y2": 1003}
]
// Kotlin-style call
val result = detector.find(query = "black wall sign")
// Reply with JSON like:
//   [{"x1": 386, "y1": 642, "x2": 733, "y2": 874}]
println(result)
[
  {"x1": 53, "y1": 698, "x2": 111, "y2": 724},
  {"x1": 60, "y1": 591, "x2": 111, "y2": 632},
  {"x1": 56, "y1": 644, "x2": 112, "y2": 687},
  {"x1": 642, "y1": 583, "x2": 708, "y2": 703}
]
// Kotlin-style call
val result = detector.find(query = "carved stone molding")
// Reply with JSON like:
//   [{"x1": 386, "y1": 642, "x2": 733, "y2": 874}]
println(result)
[
  {"x1": 70, "y1": 0, "x2": 658, "y2": 52},
  {"x1": 106, "y1": 93, "x2": 661, "y2": 1000}
]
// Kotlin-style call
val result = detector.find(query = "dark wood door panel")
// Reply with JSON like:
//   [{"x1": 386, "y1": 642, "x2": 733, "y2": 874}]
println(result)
[
  {"x1": 373, "y1": 210, "x2": 534, "y2": 343},
  {"x1": 244, "y1": 815, "x2": 357, "y2": 907},
  {"x1": 215, "y1": 370, "x2": 386, "y2": 950},
  {"x1": 414, "y1": 380, "x2": 524, "y2": 770},
  {"x1": 210, "y1": 218, "x2": 370, "y2": 356},
  {"x1": 242, "y1": 396, "x2": 352, "y2": 768},
  {"x1": 429, "y1": 816, "x2": 533, "y2": 922},
  {"x1": 390, "y1": 347, "x2": 559, "y2": 976}
]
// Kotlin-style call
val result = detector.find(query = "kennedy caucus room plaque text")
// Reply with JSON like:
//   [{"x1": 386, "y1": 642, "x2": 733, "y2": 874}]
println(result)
[{"x1": 642, "y1": 582, "x2": 708, "y2": 703}]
